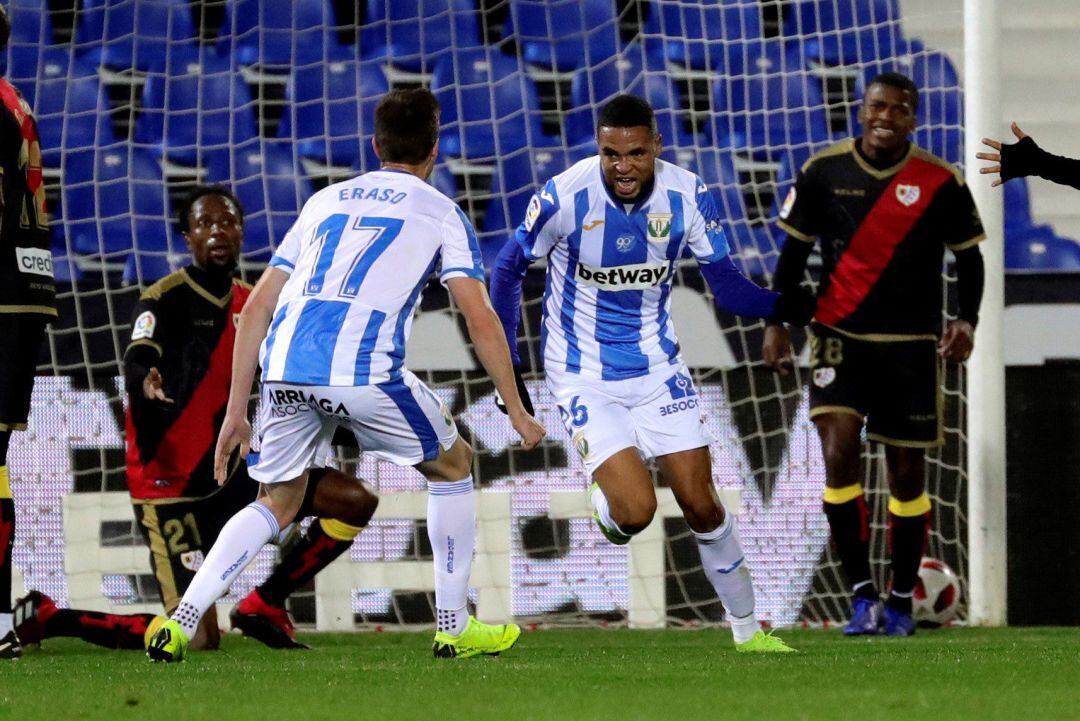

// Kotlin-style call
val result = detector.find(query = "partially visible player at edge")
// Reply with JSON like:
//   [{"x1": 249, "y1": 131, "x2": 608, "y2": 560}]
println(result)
[
  {"x1": 0, "y1": 4, "x2": 57, "y2": 660},
  {"x1": 762, "y1": 72, "x2": 985, "y2": 636},
  {"x1": 147, "y1": 88, "x2": 545, "y2": 662},
  {"x1": 14, "y1": 186, "x2": 379, "y2": 653},
  {"x1": 489, "y1": 95, "x2": 815, "y2": 652}
]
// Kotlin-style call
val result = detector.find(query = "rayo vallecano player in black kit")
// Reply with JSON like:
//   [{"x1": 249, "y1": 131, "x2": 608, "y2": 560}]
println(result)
[{"x1": 763, "y1": 73, "x2": 986, "y2": 637}]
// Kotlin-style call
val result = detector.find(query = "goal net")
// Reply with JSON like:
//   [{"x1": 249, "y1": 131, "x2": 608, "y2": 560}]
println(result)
[{"x1": 8, "y1": 0, "x2": 968, "y2": 629}]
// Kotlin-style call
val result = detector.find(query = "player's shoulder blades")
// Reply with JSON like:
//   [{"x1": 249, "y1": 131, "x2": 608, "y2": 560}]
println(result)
[
  {"x1": 910, "y1": 144, "x2": 965, "y2": 184},
  {"x1": 801, "y1": 138, "x2": 857, "y2": 173},
  {"x1": 139, "y1": 268, "x2": 188, "y2": 301}
]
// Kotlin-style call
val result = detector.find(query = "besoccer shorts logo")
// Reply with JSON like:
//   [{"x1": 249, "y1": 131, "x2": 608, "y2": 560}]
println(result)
[
  {"x1": 813, "y1": 367, "x2": 836, "y2": 388},
  {"x1": 896, "y1": 184, "x2": 921, "y2": 207},
  {"x1": 646, "y1": 213, "x2": 673, "y2": 243},
  {"x1": 665, "y1": 372, "x2": 697, "y2": 400},
  {"x1": 131, "y1": 310, "x2": 156, "y2": 341}
]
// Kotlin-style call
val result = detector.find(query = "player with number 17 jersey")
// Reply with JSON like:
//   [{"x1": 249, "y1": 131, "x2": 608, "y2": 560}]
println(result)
[
  {"x1": 250, "y1": 169, "x2": 485, "y2": 477},
  {"x1": 260, "y1": 171, "x2": 483, "y2": 389}
]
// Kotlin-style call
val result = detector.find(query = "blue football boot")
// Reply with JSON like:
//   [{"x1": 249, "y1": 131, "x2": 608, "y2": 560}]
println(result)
[
  {"x1": 881, "y1": 605, "x2": 917, "y2": 637},
  {"x1": 842, "y1": 596, "x2": 883, "y2": 636}
]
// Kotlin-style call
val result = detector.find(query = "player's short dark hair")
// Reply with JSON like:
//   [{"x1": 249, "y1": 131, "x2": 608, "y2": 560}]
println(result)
[
  {"x1": 176, "y1": 184, "x2": 244, "y2": 234},
  {"x1": 0, "y1": 5, "x2": 11, "y2": 54},
  {"x1": 867, "y1": 72, "x2": 920, "y2": 113},
  {"x1": 374, "y1": 88, "x2": 440, "y2": 165},
  {"x1": 596, "y1": 94, "x2": 658, "y2": 136}
]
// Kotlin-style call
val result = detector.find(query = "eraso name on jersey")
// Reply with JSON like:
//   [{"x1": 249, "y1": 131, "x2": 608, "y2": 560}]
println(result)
[
  {"x1": 336, "y1": 185, "x2": 408, "y2": 204},
  {"x1": 575, "y1": 260, "x2": 671, "y2": 290}
]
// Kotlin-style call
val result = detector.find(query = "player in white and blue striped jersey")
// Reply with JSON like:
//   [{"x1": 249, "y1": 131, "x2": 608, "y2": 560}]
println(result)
[
  {"x1": 146, "y1": 89, "x2": 544, "y2": 663},
  {"x1": 490, "y1": 95, "x2": 813, "y2": 652}
]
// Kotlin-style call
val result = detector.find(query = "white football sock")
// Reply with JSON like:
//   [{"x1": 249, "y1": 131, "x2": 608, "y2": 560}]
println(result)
[
  {"x1": 171, "y1": 502, "x2": 279, "y2": 639},
  {"x1": 0, "y1": 613, "x2": 12, "y2": 636},
  {"x1": 427, "y1": 477, "x2": 475, "y2": 636},
  {"x1": 694, "y1": 511, "x2": 758, "y2": 644},
  {"x1": 590, "y1": 484, "x2": 628, "y2": 536}
]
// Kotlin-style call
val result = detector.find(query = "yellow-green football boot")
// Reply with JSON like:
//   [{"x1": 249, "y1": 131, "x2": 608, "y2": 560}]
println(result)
[
  {"x1": 146, "y1": 618, "x2": 189, "y2": 663},
  {"x1": 589, "y1": 483, "x2": 631, "y2": 545},
  {"x1": 432, "y1": 616, "x2": 521, "y2": 659},
  {"x1": 735, "y1": 630, "x2": 796, "y2": 653}
]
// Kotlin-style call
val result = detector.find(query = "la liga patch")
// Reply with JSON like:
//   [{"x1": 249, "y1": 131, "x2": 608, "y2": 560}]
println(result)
[{"x1": 131, "y1": 310, "x2": 157, "y2": 341}]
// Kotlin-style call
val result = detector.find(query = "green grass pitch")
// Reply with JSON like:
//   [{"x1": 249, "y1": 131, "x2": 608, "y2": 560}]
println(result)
[{"x1": 1, "y1": 627, "x2": 1077, "y2": 721}]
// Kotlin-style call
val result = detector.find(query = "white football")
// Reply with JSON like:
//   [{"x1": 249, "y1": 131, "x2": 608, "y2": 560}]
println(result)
[{"x1": 912, "y1": 557, "x2": 961, "y2": 627}]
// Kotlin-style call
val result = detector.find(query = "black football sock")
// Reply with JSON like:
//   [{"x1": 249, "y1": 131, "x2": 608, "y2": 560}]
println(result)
[
  {"x1": 255, "y1": 519, "x2": 361, "y2": 607},
  {"x1": 1, "y1": 430, "x2": 14, "y2": 617},
  {"x1": 887, "y1": 493, "x2": 932, "y2": 615},
  {"x1": 823, "y1": 484, "x2": 877, "y2": 601},
  {"x1": 44, "y1": 609, "x2": 157, "y2": 650}
]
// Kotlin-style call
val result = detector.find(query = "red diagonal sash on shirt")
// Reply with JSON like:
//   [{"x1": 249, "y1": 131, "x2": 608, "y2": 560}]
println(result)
[
  {"x1": 141, "y1": 285, "x2": 250, "y2": 488},
  {"x1": 814, "y1": 156, "x2": 954, "y2": 327},
  {"x1": 0, "y1": 79, "x2": 46, "y2": 220}
]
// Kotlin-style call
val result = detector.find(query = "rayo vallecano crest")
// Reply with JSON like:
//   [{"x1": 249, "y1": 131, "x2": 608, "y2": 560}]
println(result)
[
  {"x1": 895, "y1": 184, "x2": 920, "y2": 207},
  {"x1": 647, "y1": 213, "x2": 673, "y2": 242}
]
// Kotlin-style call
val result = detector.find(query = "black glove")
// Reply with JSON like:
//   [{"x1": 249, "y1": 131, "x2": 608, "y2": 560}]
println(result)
[
  {"x1": 770, "y1": 287, "x2": 816, "y2": 326},
  {"x1": 494, "y1": 365, "x2": 535, "y2": 416}
]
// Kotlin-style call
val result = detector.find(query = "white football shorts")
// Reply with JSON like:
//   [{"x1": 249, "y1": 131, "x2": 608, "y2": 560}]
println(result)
[
  {"x1": 546, "y1": 362, "x2": 713, "y2": 476},
  {"x1": 249, "y1": 370, "x2": 458, "y2": 483}
]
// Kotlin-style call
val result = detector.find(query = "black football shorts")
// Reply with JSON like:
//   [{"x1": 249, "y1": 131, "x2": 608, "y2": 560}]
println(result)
[
  {"x1": 0, "y1": 314, "x2": 48, "y2": 432},
  {"x1": 131, "y1": 465, "x2": 323, "y2": 612},
  {"x1": 806, "y1": 323, "x2": 942, "y2": 447}
]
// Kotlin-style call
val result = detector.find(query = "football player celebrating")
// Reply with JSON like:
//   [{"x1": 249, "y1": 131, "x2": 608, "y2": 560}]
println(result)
[
  {"x1": 763, "y1": 73, "x2": 985, "y2": 636},
  {"x1": 489, "y1": 95, "x2": 814, "y2": 652},
  {"x1": 16, "y1": 186, "x2": 379, "y2": 653}
]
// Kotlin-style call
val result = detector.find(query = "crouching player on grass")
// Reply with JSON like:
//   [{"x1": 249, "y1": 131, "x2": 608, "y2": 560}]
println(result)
[
  {"x1": 15, "y1": 186, "x2": 379, "y2": 653},
  {"x1": 489, "y1": 95, "x2": 815, "y2": 652}
]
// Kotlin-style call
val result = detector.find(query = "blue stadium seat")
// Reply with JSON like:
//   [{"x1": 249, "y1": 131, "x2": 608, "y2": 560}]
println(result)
[
  {"x1": 206, "y1": 141, "x2": 314, "y2": 262},
  {"x1": 481, "y1": 145, "x2": 573, "y2": 264},
  {"x1": 786, "y1": 0, "x2": 904, "y2": 66},
  {"x1": 505, "y1": 0, "x2": 620, "y2": 73},
  {"x1": 432, "y1": 47, "x2": 545, "y2": 160},
  {"x1": 50, "y1": 224, "x2": 83, "y2": 283},
  {"x1": 63, "y1": 143, "x2": 175, "y2": 261},
  {"x1": 678, "y1": 147, "x2": 777, "y2": 276},
  {"x1": 913, "y1": 126, "x2": 962, "y2": 165},
  {"x1": 360, "y1": 0, "x2": 482, "y2": 73},
  {"x1": 75, "y1": 0, "x2": 199, "y2": 72},
  {"x1": 1006, "y1": 225, "x2": 1080, "y2": 271},
  {"x1": 565, "y1": 42, "x2": 681, "y2": 143},
  {"x1": 123, "y1": 250, "x2": 177, "y2": 284},
  {"x1": 278, "y1": 56, "x2": 387, "y2": 170},
  {"x1": 1004, "y1": 177, "x2": 1033, "y2": 232},
  {"x1": 711, "y1": 41, "x2": 832, "y2": 158},
  {"x1": 219, "y1": 0, "x2": 350, "y2": 68},
  {"x1": 134, "y1": 51, "x2": 259, "y2": 166},
  {"x1": 33, "y1": 68, "x2": 115, "y2": 167},
  {"x1": 1, "y1": 0, "x2": 56, "y2": 83},
  {"x1": 428, "y1": 163, "x2": 460, "y2": 203},
  {"x1": 643, "y1": 0, "x2": 764, "y2": 74}
]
